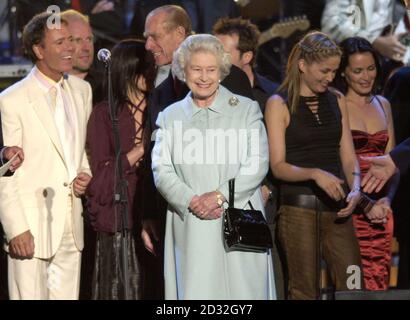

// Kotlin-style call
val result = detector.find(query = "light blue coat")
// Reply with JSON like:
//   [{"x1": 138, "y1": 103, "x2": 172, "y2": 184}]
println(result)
[{"x1": 152, "y1": 85, "x2": 276, "y2": 300}]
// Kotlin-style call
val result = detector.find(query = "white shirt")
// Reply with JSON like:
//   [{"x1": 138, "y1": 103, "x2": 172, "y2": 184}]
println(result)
[
  {"x1": 33, "y1": 67, "x2": 78, "y2": 182},
  {"x1": 155, "y1": 64, "x2": 171, "y2": 87}
]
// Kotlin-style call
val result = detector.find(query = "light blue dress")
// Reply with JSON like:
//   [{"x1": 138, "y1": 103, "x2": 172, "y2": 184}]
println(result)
[{"x1": 152, "y1": 85, "x2": 276, "y2": 300}]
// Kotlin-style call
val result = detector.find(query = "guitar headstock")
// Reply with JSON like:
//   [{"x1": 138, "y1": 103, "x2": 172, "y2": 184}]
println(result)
[{"x1": 269, "y1": 16, "x2": 311, "y2": 39}]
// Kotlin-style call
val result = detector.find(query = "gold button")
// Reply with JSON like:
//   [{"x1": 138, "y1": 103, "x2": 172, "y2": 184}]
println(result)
[{"x1": 63, "y1": 182, "x2": 68, "y2": 187}]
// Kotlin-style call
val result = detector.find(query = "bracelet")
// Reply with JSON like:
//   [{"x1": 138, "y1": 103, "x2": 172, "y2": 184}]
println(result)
[
  {"x1": 357, "y1": 192, "x2": 375, "y2": 214},
  {"x1": 351, "y1": 186, "x2": 361, "y2": 193}
]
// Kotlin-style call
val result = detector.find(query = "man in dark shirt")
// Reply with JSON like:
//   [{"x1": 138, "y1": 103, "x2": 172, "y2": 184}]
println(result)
[
  {"x1": 213, "y1": 17, "x2": 279, "y2": 113},
  {"x1": 384, "y1": 66, "x2": 410, "y2": 289}
]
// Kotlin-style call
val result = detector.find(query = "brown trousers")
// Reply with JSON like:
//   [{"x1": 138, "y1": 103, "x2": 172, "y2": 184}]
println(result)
[{"x1": 277, "y1": 205, "x2": 362, "y2": 300}]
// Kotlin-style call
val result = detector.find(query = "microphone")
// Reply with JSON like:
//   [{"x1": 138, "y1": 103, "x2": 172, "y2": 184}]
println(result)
[{"x1": 97, "y1": 48, "x2": 111, "y2": 64}]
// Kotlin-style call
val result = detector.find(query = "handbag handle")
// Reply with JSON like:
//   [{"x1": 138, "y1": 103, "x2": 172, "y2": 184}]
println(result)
[
  {"x1": 229, "y1": 178, "x2": 235, "y2": 208},
  {"x1": 228, "y1": 178, "x2": 254, "y2": 210}
]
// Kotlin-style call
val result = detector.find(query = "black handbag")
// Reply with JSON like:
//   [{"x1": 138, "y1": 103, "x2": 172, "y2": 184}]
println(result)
[{"x1": 223, "y1": 179, "x2": 273, "y2": 253}]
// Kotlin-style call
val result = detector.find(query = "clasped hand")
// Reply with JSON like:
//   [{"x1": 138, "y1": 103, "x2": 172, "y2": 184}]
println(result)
[
  {"x1": 337, "y1": 189, "x2": 361, "y2": 218},
  {"x1": 312, "y1": 169, "x2": 365, "y2": 218},
  {"x1": 365, "y1": 197, "x2": 392, "y2": 224},
  {"x1": 189, "y1": 192, "x2": 224, "y2": 220}
]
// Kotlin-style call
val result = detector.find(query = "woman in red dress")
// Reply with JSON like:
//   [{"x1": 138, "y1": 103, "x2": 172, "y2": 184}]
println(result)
[{"x1": 334, "y1": 37, "x2": 400, "y2": 290}]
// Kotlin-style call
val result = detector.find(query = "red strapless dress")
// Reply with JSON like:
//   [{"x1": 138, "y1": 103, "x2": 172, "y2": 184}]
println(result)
[{"x1": 351, "y1": 129, "x2": 393, "y2": 291}]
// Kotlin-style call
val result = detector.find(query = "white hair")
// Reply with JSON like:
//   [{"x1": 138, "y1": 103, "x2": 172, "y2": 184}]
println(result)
[{"x1": 171, "y1": 34, "x2": 232, "y2": 82}]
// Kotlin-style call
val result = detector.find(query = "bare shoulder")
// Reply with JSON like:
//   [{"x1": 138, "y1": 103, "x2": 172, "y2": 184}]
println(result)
[
  {"x1": 375, "y1": 95, "x2": 391, "y2": 110},
  {"x1": 266, "y1": 94, "x2": 288, "y2": 113},
  {"x1": 265, "y1": 94, "x2": 290, "y2": 127},
  {"x1": 328, "y1": 87, "x2": 348, "y2": 114},
  {"x1": 328, "y1": 87, "x2": 345, "y2": 101}
]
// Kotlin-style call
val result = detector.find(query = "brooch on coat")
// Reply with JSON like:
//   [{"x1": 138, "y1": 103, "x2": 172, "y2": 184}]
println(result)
[{"x1": 228, "y1": 96, "x2": 239, "y2": 106}]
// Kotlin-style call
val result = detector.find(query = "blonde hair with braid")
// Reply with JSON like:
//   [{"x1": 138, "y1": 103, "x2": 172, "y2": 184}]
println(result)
[{"x1": 279, "y1": 31, "x2": 342, "y2": 114}]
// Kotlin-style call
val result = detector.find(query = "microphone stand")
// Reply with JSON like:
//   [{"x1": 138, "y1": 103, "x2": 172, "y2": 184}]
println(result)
[{"x1": 104, "y1": 59, "x2": 130, "y2": 300}]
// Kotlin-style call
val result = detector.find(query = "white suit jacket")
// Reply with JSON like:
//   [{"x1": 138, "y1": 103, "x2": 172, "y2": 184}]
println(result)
[{"x1": 0, "y1": 67, "x2": 92, "y2": 259}]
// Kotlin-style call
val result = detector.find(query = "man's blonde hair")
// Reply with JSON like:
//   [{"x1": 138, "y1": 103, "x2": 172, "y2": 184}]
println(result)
[{"x1": 60, "y1": 9, "x2": 90, "y2": 25}]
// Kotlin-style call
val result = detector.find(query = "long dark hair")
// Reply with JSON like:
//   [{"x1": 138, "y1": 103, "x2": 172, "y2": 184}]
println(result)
[
  {"x1": 108, "y1": 39, "x2": 156, "y2": 109},
  {"x1": 333, "y1": 37, "x2": 382, "y2": 95}
]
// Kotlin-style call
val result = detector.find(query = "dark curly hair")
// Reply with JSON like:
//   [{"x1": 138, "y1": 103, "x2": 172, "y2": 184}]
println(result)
[{"x1": 212, "y1": 17, "x2": 260, "y2": 66}]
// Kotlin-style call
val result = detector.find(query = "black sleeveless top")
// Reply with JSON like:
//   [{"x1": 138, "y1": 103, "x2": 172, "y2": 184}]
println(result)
[{"x1": 280, "y1": 91, "x2": 345, "y2": 208}]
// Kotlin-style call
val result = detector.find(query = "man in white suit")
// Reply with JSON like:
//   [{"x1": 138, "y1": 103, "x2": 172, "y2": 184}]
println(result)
[{"x1": 0, "y1": 11, "x2": 92, "y2": 299}]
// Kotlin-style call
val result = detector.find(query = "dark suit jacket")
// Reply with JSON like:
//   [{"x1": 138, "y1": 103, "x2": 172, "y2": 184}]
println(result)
[
  {"x1": 391, "y1": 138, "x2": 410, "y2": 174},
  {"x1": 253, "y1": 72, "x2": 279, "y2": 113},
  {"x1": 384, "y1": 67, "x2": 410, "y2": 240},
  {"x1": 144, "y1": 65, "x2": 254, "y2": 219},
  {"x1": 385, "y1": 67, "x2": 410, "y2": 175},
  {"x1": 384, "y1": 67, "x2": 410, "y2": 146}
]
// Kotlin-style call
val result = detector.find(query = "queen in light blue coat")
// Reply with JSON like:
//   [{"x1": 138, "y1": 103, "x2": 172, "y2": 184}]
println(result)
[{"x1": 152, "y1": 34, "x2": 276, "y2": 300}]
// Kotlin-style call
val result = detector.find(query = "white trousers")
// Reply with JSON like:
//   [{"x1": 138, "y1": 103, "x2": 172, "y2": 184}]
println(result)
[{"x1": 7, "y1": 197, "x2": 81, "y2": 300}]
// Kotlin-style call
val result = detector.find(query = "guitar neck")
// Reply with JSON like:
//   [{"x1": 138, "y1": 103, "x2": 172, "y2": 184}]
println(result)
[
  {"x1": 258, "y1": 17, "x2": 310, "y2": 46},
  {"x1": 258, "y1": 29, "x2": 278, "y2": 46}
]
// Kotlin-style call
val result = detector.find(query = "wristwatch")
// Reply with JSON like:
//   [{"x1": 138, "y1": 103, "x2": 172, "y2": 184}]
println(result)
[{"x1": 215, "y1": 191, "x2": 224, "y2": 207}]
